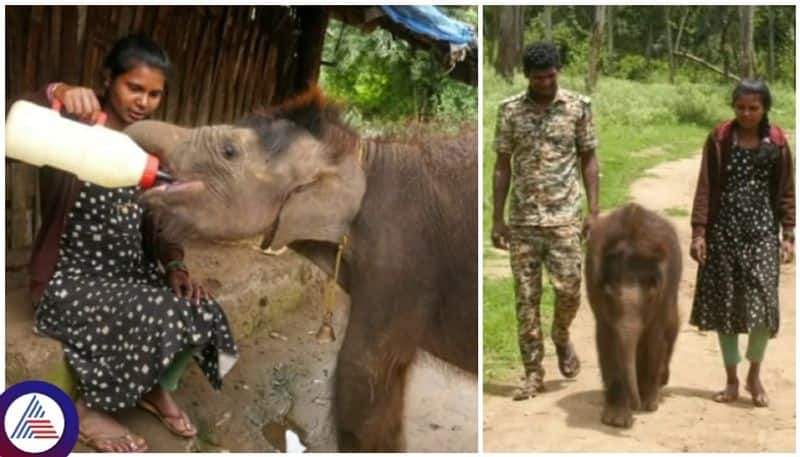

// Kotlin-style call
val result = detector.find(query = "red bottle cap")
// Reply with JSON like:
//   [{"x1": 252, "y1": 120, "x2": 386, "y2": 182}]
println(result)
[{"x1": 139, "y1": 154, "x2": 160, "y2": 188}]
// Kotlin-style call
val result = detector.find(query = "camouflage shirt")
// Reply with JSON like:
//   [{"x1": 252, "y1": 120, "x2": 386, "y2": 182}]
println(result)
[{"x1": 494, "y1": 88, "x2": 597, "y2": 227}]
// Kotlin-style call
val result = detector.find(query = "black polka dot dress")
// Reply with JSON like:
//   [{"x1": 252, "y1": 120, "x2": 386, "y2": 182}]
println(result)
[
  {"x1": 691, "y1": 144, "x2": 780, "y2": 336},
  {"x1": 35, "y1": 183, "x2": 239, "y2": 411}
]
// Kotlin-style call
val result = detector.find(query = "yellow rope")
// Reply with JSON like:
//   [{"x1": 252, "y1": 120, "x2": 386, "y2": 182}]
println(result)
[
  {"x1": 316, "y1": 142, "x2": 362, "y2": 342},
  {"x1": 356, "y1": 140, "x2": 364, "y2": 163},
  {"x1": 321, "y1": 234, "x2": 347, "y2": 322}
]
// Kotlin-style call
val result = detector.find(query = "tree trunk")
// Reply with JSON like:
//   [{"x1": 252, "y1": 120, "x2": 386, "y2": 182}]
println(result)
[
  {"x1": 768, "y1": 7, "x2": 775, "y2": 80},
  {"x1": 543, "y1": 6, "x2": 552, "y2": 42},
  {"x1": 585, "y1": 5, "x2": 606, "y2": 93},
  {"x1": 485, "y1": 7, "x2": 497, "y2": 65},
  {"x1": 720, "y1": 7, "x2": 731, "y2": 81},
  {"x1": 738, "y1": 5, "x2": 756, "y2": 78},
  {"x1": 645, "y1": 24, "x2": 653, "y2": 62},
  {"x1": 674, "y1": 7, "x2": 690, "y2": 67},
  {"x1": 665, "y1": 6, "x2": 675, "y2": 83},
  {"x1": 494, "y1": 6, "x2": 525, "y2": 79},
  {"x1": 606, "y1": 6, "x2": 614, "y2": 73}
]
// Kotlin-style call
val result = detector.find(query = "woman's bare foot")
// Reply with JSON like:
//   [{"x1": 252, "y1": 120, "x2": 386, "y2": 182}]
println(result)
[
  {"x1": 76, "y1": 400, "x2": 148, "y2": 452},
  {"x1": 712, "y1": 382, "x2": 739, "y2": 403},
  {"x1": 139, "y1": 385, "x2": 198, "y2": 437},
  {"x1": 745, "y1": 376, "x2": 769, "y2": 407}
]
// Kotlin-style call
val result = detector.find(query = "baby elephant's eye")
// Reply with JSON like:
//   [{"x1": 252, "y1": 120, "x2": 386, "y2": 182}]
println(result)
[{"x1": 222, "y1": 144, "x2": 237, "y2": 159}]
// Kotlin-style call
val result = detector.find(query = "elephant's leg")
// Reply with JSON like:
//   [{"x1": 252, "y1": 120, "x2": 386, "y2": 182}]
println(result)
[
  {"x1": 596, "y1": 321, "x2": 635, "y2": 428},
  {"x1": 637, "y1": 324, "x2": 667, "y2": 412},
  {"x1": 334, "y1": 352, "x2": 411, "y2": 451},
  {"x1": 420, "y1": 292, "x2": 478, "y2": 374},
  {"x1": 421, "y1": 318, "x2": 477, "y2": 374},
  {"x1": 661, "y1": 305, "x2": 679, "y2": 386},
  {"x1": 334, "y1": 298, "x2": 425, "y2": 451}
]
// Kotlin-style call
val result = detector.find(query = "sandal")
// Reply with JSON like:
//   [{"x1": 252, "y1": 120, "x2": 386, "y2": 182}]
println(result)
[
  {"x1": 78, "y1": 430, "x2": 148, "y2": 453},
  {"x1": 138, "y1": 398, "x2": 198, "y2": 438},
  {"x1": 712, "y1": 383, "x2": 739, "y2": 403},
  {"x1": 556, "y1": 342, "x2": 581, "y2": 379}
]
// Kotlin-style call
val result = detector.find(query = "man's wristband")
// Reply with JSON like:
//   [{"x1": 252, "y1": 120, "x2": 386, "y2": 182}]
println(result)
[{"x1": 164, "y1": 260, "x2": 188, "y2": 273}]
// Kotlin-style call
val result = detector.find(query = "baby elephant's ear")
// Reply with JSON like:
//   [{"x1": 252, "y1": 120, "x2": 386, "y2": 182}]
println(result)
[{"x1": 269, "y1": 153, "x2": 365, "y2": 249}]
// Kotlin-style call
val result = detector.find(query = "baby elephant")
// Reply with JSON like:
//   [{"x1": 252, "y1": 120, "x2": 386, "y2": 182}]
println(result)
[{"x1": 585, "y1": 203, "x2": 681, "y2": 428}]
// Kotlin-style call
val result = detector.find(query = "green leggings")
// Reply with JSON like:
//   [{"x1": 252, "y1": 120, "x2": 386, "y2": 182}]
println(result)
[
  {"x1": 717, "y1": 326, "x2": 770, "y2": 366},
  {"x1": 158, "y1": 349, "x2": 195, "y2": 391}
]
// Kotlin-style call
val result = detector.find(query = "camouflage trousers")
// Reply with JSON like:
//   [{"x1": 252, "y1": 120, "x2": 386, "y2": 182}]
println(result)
[{"x1": 509, "y1": 223, "x2": 582, "y2": 381}]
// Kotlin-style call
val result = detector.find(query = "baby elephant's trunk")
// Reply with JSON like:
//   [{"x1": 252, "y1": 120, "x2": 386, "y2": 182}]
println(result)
[{"x1": 618, "y1": 323, "x2": 642, "y2": 410}]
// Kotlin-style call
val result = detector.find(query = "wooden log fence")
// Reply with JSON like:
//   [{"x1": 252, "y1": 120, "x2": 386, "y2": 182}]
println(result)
[{"x1": 6, "y1": 5, "x2": 327, "y2": 250}]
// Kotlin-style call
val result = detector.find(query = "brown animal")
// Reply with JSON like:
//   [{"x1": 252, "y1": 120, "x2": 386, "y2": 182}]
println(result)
[
  {"x1": 124, "y1": 88, "x2": 477, "y2": 451},
  {"x1": 585, "y1": 203, "x2": 681, "y2": 428}
]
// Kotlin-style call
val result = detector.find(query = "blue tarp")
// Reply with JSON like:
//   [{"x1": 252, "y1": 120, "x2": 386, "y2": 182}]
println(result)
[{"x1": 380, "y1": 6, "x2": 475, "y2": 46}]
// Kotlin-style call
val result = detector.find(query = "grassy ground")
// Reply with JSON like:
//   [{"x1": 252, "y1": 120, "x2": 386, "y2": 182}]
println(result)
[
  {"x1": 482, "y1": 68, "x2": 796, "y2": 382},
  {"x1": 484, "y1": 277, "x2": 556, "y2": 380}
]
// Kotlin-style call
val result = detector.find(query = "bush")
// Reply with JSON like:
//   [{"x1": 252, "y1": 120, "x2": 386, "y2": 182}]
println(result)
[
  {"x1": 611, "y1": 54, "x2": 652, "y2": 81},
  {"x1": 581, "y1": 78, "x2": 679, "y2": 126},
  {"x1": 552, "y1": 25, "x2": 590, "y2": 76},
  {"x1": 321, "y1": 19, "x2": 477, "y2": 130},
  {"x1": 669, "y1": 84, "x2": 729, "y2": 128},
  {"x1": 768, "y1": 82, "x2": 796, "y2": 129}
]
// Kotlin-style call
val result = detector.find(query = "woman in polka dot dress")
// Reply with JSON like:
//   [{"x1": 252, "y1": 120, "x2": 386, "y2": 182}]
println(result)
[
  {"x1": 689, "y1": 79, "x2": 794, "y2": 408},
  {"x1": 28, "y1": 35, "x2": 238, "y2": 452}
]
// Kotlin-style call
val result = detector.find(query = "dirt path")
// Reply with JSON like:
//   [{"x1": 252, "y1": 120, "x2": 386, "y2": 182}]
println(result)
[{"x1": 483, "y1": 152, "x2": 796, "y2": 452}]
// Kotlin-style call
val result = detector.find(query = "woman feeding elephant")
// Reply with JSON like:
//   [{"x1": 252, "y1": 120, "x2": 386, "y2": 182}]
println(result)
[
  {"x1": 26, "y1": 34, "x2": 238, "y2": 452},
  {"x1": 689, "y1": 79, "x2": 794, "y2": 408}
]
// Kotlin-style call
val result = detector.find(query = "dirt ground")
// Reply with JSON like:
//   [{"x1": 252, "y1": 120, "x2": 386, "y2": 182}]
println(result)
[
  {"x1": 65, "y1": 282, "x2": 477, "y2": 453},
  {"x1": 483, "y1": 152, "x2": 796, "y2": 452},
  {"x1": 6, "y1": 218, "x2": 476, "y2": 451}
]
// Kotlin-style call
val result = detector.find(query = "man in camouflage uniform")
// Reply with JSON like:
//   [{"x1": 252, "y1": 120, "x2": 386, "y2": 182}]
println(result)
[{"x1": 491, "y1": 42, "x2": 600, "y2": 400}]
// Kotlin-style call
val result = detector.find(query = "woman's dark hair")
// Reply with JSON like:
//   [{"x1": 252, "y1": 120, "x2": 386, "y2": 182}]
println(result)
[
  {"x1": 104, "y1": 34, "x2": 171, "y2": 80},
  {"x1": 732, "y1": 79, "x2": 772, "y2": 139},
  {"x1": 522, "y1": 42, "x2": 561, "y2": 76}
]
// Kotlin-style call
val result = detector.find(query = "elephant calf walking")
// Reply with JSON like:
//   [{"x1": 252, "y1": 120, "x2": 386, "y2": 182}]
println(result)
[{"x1": 585, "y1": 204, "x2": 681, "y2": 428}]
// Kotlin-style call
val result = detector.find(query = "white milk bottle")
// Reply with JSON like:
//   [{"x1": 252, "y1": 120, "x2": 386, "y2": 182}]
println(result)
[{"x1": 5, "y1": 100, "x2": 161, "y2": 188}]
